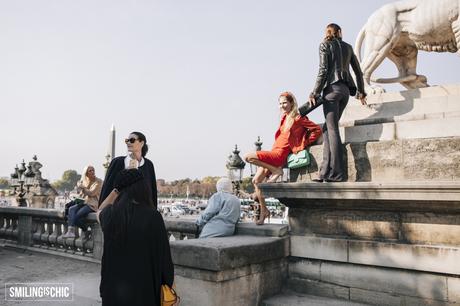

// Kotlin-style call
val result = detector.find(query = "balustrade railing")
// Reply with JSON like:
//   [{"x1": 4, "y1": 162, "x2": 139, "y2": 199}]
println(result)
[{"x1": 0, "y1": 207, "x2": 197, "y2": 261}]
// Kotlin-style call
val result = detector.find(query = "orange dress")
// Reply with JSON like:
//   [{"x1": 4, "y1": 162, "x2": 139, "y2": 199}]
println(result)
[
  {"x1": 256, "y1": 114, "x2": 322, "y2": 168},
  {"x1": 256, "y1": 116, "x2": 292, "y2": 168}
]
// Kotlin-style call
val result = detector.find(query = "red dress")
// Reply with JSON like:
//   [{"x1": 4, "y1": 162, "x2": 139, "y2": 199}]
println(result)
[
  {"x1": 256, "y1": 114, "x2": 322, "y2": 168},
  {"x1": 256, "y1": 116, "x2": 292, "y2": 168}
]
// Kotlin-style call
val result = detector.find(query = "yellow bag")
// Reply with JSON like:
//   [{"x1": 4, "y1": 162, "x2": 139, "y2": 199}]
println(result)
[{"x1": 161, "y1": 284, "x2": 179, "y2": 306}]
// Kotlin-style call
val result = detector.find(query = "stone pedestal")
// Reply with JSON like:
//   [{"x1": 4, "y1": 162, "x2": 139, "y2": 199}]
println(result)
[
  {"x1": 292, "y1": 84, "x2": 460, "y2": 182},
  {"x1": 262, "y1": 85, "x2": 460, "y2": 305}
]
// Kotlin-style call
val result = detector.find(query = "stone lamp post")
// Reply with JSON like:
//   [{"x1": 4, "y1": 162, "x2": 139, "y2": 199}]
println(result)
[
  {"x1": 226, "y1": 145, "x2": 246, "y2": 195},
  {"x1": 10, "y1": 160, "x2": 35, "y2": 207}
]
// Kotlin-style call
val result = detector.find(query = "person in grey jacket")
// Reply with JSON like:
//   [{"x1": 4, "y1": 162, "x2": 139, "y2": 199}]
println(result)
[
  {"x1": 310, "y1": 23, "x2": 367, "y2": 182},
  {"x1": 196, "y1": 177, "x2": 240, "y2": 238}
]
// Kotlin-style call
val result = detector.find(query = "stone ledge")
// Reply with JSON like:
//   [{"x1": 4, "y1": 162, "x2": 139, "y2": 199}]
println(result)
[
  {"x1": 235, "y1": 223, "x2": 289, "y2": 237},
  {"x1": 164, "y1": 218, "x2": 289, "y2": 237},
  {"x1": 175, "y1": 258, "x2": 287, "y2": 282},
  {"x1": 342, "y1": 84, "x2": 460, "y2": 125},
  {"x1": 289, "y1": 258, "x2": 450, "y2": 301},
  {"x1": 290, "y1": 235, "x2": 460, "y2": 275},
  {"x1": 260, "y1": 182, "x2": 460, "y2": 210},
  {"x1": 0, "y1": 206, "x2": 64, "y2": 218},
  {"x1": 170, "y1": 235, "x2": 289, "y2": 271}
]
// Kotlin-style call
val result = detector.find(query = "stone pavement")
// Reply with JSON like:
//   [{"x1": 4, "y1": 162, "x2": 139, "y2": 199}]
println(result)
[
  {"x1": 263, "y1": 291, "x2": 370, "y2": 306},
  {"x1": 0, "y1": 247, "x2": 101, "y2": 306}
]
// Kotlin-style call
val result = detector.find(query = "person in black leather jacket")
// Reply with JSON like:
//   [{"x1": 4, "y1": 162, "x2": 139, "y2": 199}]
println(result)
[{"x1": 310, "y1": 23, "x2": 367, "y2": 182}]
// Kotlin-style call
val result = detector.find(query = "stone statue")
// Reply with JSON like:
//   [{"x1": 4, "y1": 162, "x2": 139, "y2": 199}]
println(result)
[
  {"x1": 29, "y1": 155, "x2": 43, "y2": 180},
  {"x1": 355, "y1": 0, "x2": 459, "y2": 93}
]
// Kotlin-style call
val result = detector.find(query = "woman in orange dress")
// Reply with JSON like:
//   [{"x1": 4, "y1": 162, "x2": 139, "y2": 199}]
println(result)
[{"x1": 244, "y1": 92, "x2": 322, "y2": 225}]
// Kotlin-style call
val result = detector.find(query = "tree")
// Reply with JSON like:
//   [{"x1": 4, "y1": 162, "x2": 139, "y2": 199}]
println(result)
[
  {"x1": 157, "y1": 176, "x2": 219, "y2": 198},
  {"x1": 240, "y1": 177, "x2": 254, "y2": 193},
  {"x1": 52, "y1": 170, "x2": 81, "y2": 192},
  {"x1": 0, "y1": 178, "x2": 9, "y2": 189}
]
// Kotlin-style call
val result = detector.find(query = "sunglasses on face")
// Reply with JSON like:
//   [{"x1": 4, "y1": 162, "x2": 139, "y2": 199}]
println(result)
[{"x1": 125, "y1": 138, "x2": 139, "y2": 144}]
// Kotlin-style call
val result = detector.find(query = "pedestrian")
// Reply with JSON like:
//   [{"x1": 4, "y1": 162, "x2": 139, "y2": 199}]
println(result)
[
  {"x1": 97, "y1": 169, "x2": 174, "y2": 306},
  {"x1": 63, "y1": 165, "x2": 102, "y2": 238}
]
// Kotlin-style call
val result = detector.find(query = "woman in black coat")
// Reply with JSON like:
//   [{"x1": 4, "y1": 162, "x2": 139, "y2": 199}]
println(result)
[
  {"x1": 99, "y1": 131, "x2": 158, "y2": 208},
  {"x1": 97, "y1": 169, "x2": 174, "y2": 306}
]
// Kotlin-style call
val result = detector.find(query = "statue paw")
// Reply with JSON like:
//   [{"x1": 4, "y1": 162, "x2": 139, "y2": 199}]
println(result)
[
  {"x1": 366, "y1": 85, "x2": 386, "y2": 95},
  {"x1": 402, "y1": 75, "x2": 429, "y2": 89}
]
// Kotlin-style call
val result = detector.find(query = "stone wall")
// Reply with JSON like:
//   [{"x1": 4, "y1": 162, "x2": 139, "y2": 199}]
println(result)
[{"x1": 261, "y1": 181, "x2": 460, "y2": 305}]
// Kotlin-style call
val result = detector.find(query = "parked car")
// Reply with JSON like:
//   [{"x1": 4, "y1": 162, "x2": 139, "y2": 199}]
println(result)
[{"x1": 170, "y1": 205, "x2": 185, "y2": 216}]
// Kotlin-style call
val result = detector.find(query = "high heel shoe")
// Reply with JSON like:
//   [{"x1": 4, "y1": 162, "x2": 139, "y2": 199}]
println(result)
[{"x1": 256, "y1": 208, "x2": 270, "y2": 225}]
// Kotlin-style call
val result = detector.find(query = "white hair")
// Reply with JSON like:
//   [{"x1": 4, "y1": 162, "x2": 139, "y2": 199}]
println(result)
[{"x1": 216, "y1": 177, "x2": 233, "y2": 193}]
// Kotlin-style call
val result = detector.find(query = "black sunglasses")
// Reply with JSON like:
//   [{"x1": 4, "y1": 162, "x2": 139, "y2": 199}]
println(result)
[{"x1": 124, "y1": 138, "x2": 139, "y2": 144}]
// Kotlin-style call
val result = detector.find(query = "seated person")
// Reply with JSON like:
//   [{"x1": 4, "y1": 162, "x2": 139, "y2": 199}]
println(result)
[
  {"x1": 63, "y1": 165, "x2": 102, "y2": 238},
  {"x1": 196, "y1": 177, "x2": 240, "y2": 238}
]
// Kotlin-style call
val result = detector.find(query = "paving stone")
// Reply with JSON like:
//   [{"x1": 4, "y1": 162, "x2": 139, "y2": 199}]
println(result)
[{"x1": 262, "y1": 291, "x2": 369, "y2": 306}]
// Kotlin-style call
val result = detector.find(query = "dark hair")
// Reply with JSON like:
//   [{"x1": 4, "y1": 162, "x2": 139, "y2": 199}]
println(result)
[
  {"x1": 131, "y1": 131, "x2": 149, "y2": 157},
  {"x1": 108, "y1": 177, "x2": 154, "y2": 248},
  {"x1": 325, "y1": 23, "x2": 342, "y2": 41}
]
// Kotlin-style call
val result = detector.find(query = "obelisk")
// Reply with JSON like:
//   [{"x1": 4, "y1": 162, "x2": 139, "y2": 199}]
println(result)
[{"x1": 109, "y1": 124, "x2": 116, "y2": 160}]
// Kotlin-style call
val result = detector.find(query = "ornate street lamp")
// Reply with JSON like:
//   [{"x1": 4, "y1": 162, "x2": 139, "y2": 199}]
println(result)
[
  {"x1": 10, "y1": 160, "x2": 34, "y2": 207},
  {"x1": 103, "y1": 153, "x2": 111, "y2": 171},
  {"x1": 226, "y1": 145, "x2": 246, "y2": 194},
  {"x1": 250, "y1": 136, "x2": 263, "y2": 177}
]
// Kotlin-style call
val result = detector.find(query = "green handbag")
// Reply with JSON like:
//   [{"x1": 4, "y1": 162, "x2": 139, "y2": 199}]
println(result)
[{"x1": 287, "y1": 149, "x2": 310, "y2": 169}]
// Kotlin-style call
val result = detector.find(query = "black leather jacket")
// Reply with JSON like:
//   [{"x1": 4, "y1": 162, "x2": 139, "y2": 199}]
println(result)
[{"x1": 312, "y1": 38, "x2": 366, "y2": 98}]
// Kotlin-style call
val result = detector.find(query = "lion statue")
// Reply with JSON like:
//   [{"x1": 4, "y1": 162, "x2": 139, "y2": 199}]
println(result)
[{"x1": 355, "y1": 0, "x2": 459, "y2": 93}]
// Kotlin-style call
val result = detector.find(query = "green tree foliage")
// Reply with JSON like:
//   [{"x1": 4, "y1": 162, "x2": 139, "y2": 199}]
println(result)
[
  {"x1": 157, "y1": 176, "x2": 219, "y2": 198},
  {"x1": 240, "y1": 176, "x2": 254, "y2": 193},
  {"x1": 0, "y1": 178, "x2": 9, "y2": 189},
  {"x1": 52, "y1": 170, "x2": 81, "y2": 192}
]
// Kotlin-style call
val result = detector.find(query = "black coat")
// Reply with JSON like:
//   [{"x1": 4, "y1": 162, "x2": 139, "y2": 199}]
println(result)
[
  {"x1": 99, "y1": 202, "x2": 174, "y2": 306},
  {"x1": 99, "y1": 156, "x2": 158, "y2": 207}
]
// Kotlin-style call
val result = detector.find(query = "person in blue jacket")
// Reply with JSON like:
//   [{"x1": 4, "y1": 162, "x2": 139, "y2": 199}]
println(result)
[{"x1": 196, "y1": 177, "x2": 241, "y2": 238}]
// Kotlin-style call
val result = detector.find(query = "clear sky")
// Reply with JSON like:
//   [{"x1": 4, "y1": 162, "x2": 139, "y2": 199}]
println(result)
[{"x1": 1, "y1": 0, "x2": 459, "y2": 182}]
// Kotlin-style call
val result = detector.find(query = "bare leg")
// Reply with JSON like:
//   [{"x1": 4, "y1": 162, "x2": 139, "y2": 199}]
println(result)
[
  {"x1": 244, "y1": 152, "x2": 283, "y2": 182},
  {"x1": 252, "y1": 167, "x2": 270, "y2": 225}
]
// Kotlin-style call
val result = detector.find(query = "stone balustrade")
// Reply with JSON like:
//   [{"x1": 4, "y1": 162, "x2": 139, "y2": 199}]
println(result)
[
  {"x1": 0, "y1": 207, "x2": 200, "y2": 262},
  {"x1": 0, "y1": 206, "x2": 291, "y2": 306}
]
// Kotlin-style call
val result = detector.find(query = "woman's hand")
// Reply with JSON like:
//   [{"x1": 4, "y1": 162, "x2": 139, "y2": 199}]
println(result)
[
  {"x1": 309, "y1": 93, "x2": 317, "y2": 106},
  {"x1": 359, "y1": 96, "x2": 367, "y2": 106}
]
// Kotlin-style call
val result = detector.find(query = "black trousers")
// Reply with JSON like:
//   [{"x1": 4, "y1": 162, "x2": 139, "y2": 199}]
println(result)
[{"x1": 319, "y1": 82, "x2": 349, "y2": 181}]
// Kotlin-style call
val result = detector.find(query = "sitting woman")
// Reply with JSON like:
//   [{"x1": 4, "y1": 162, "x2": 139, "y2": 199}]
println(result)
[
  {"x1": 195, "y1": 177, "x2": 241, "y2": 238},
  {"x1": 97, "y1": 169, "x2": 174, "y2": 306},
  {"x1": 244, "y1": 91, "x2": 321, "y2": 225},
  {"x1": 63, "y1": 165, "x2": 102, "y2": 238}
]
